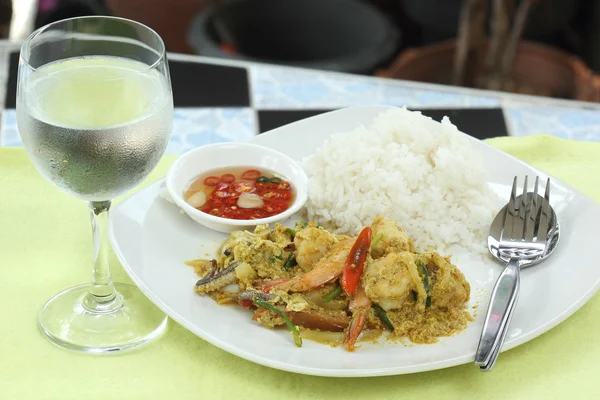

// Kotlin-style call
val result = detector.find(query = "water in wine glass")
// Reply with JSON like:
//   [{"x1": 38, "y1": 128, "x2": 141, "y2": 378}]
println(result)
[
  {"x1": 16, "y1": 16, "x2": 172, "y2": 353},
  {"x1": 17, "y1": 55, "x2": 173, "y2": 201}
]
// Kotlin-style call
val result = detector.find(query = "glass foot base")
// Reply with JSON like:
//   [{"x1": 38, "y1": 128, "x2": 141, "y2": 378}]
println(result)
[{"x1": 38, "y1": 283, "x2": 168, "y2": 354}]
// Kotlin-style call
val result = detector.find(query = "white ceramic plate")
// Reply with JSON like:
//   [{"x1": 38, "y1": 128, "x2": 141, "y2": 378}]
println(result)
[{"x1": 109, "y1": 105, "x2": 600, "y2": 377}]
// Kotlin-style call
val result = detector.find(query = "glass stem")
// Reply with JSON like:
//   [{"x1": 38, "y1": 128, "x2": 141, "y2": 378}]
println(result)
[{"x1": 82, "y1": 200, "x2": 123, "y2": 313}]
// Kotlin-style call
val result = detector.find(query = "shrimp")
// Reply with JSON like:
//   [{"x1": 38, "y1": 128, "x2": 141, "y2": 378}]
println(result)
[
  {"x1": 370, "y1": 217, "x2": 414, "y2": 259},
  {"x1": 362, "y1": 252, "x2": 417, "y2": 311},
  {"x1": 344, "y1": 283, "x2": 371, "y2": 351},
  {"x1": 293, "y1": 226, "x2": 339, "y2": 271},
  {"x1": 261, "y1": 238, "x2": 353, "y2": 292},
  {"x1": 363, "y1": 251, "x2": 470, "y2": 312}
]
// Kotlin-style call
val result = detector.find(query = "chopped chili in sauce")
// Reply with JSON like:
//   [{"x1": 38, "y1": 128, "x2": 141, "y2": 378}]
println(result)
[{"x1": 184, "y1": 167, "x2": 295, "y2": 220}]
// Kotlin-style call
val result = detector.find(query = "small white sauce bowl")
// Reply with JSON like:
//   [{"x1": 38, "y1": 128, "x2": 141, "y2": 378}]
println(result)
[{"x1": 166, "y1": 142, "x2": 308, "y2": 233}]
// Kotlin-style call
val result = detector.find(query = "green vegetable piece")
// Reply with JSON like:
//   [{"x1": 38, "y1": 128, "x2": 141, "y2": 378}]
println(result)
[
  {"x1": 421, "y1": 263, "x2": 431, "y2": 308},
  {"x1": 293, "y1": 220, "x2": 308, "y2": 232},
  {"x1": 286, "y1": 228, "x2": 297, "y2": 237},
  {"x1": 253, "y1": 298, "x2": 302, "y2": 347},
  {"x1": 269, "y1": 177, "x2": 283, "y2": 184},
  {"x1": 269, "y1": 255, "x2": 283, "y2": 263},
  {"x1": 372, "y1": 303, "x2": 395, "y2": 332},
  {"x1": 284, "y1": 254, "x2": 297, "y2": 271},
  {"x1": 321, "y1": 286, "x2": 343, "y2": 303},
  {"x1": 370, "y1": 232, "x2": 384, "y2": 249},
  {"x1": 256, "y1": 176, "x2": 270, "y2": 183},
  {"x1": 411, "y1": 290, "x2": 418, "y2": 302}
]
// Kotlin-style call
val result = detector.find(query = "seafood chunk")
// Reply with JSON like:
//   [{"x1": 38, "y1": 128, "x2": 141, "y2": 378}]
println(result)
[
  {"x1": 363, "y1": 252, "x2": 416, "y2": 311},
  {"x1": 195, "y1": 261, "x2": 240, "y2": 294},
  {"x1": 344, "y1": 283, "x2": 372, "y2": 351},
  {"x1": 293, "y1": 225, "x2": 338, "y2": 271},
  {"x1": 370, "y1": 217, "x2": 414, "y2": 259},
  {"x1": 262, "y1": 238, "x2": 353, "y2": 292}
]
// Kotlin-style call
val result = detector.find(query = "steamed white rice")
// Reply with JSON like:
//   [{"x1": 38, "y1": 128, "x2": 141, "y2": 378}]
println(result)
[{"x1": 302, "y1": 108, "x2": 499, "y2": 253}]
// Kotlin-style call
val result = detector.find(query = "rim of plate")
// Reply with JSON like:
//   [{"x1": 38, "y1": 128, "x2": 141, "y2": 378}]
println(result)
[{"x1": 109, "y1": 105, "x2": 600, "y2": 376}]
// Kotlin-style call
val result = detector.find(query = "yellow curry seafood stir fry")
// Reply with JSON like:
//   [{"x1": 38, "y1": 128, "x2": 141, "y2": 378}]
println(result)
[{"x1": 187, "y1": 217, "x2": 472, "y2": 351}]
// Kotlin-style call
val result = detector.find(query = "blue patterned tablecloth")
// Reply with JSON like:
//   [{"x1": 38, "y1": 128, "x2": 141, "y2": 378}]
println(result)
[{"x1": 2, "y1": 51, "x2": 600, "y2": 153}]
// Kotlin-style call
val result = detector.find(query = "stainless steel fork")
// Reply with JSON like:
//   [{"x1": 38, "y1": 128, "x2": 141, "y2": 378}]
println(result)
[{"x1": 474, "y1": 176, "x2": 557, "y2": 371}]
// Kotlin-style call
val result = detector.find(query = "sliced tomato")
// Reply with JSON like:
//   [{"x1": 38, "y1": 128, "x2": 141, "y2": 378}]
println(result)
[
  {"x1": 241, "y1": 169, "x2": 262, "y2": 180},
  {"x1": 220, "y1": 174, "x2": 235, "y2": 183},
  {"x1": 203, "y1": 176, "x2": 220, "y2": 186}
]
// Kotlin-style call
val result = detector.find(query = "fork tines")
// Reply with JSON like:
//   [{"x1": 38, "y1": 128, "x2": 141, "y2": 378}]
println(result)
[{"x1": 505, "y1": 176, "x2": 551, "y2": 243}]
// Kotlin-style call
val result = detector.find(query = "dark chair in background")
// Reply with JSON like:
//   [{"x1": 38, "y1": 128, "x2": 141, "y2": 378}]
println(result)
[{"x1": 0, "y1": 0, "x2": 11, "y2": 38}]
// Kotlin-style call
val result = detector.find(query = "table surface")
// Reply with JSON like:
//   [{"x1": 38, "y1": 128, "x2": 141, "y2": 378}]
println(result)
[
  {"x1": 1, "y1": 40, "x2": 600, "y2": 152},
  {"x1": 3, "y1": 40, "x2": 600, "y2": 399}
]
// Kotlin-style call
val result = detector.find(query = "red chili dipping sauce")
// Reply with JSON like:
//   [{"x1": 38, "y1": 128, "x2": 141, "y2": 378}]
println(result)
[{"x1": 184, "y1": 167, "x2": 295, "y2": 220}]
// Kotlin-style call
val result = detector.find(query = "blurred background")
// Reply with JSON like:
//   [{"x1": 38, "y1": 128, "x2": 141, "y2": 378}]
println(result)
[{"x1": 5, "y1": 0, "x2": 600, "y2": 101}]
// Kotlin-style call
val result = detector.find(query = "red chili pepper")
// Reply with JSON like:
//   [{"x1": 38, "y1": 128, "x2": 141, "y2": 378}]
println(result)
[
  {"x1": 238, "y1": 299, "x2": 254, "y2": 309},
  {"x1": 221, "y1": 174, "x2": 235, "y2": 183},
  {"x1": 278, "y1": 182, "x2": 292, "y2": 190},
  {"x1": 224, "y1": 197, "x2": 237, "y2": 206},
  {"x1": 241, "y1": 169, "x2": 261, "y2": 180},
  {"x1": 215, "y1": 182, "x2": 230, "y2": 191},
  {"x1": 255, "y1": 182, "x2": 269, "y2": 191},
  {"x1": 278, "y1": 191, "x2": 292, "y2": 200},
  {"x1": 212, "y1": 190, "x2": 232, "y2": 199},
  {"x1": 233, "y1": 182, "x2": 255, "y2": 193},
  {"x1": 263, "y1": 191, "x2": 279, "y2": 199},
  {"x1": 203, "y1": 176, "x2": 220, "y2": 186},
  {"x1": 340, "y1": 227, "x2": 372, "y2": 297}
]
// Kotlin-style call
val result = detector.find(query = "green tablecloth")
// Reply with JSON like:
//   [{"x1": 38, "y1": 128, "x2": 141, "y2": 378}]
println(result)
[{"x1": 1, "y1": 135, "x2": 600, "y2": 399}]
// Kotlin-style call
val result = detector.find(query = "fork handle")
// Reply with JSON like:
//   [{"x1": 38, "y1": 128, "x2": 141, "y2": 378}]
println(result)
[
  {"x1": 479, "y1": 290, "x2": 519, "y2": 371},
  {"x1": 474, "y1": 258, "x2": 521, "y2": 368}
]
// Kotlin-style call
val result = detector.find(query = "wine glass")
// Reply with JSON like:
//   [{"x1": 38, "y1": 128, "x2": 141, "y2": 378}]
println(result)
[{"x1": 16, "y1": 16, "x2": 173, "y2": 353}]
